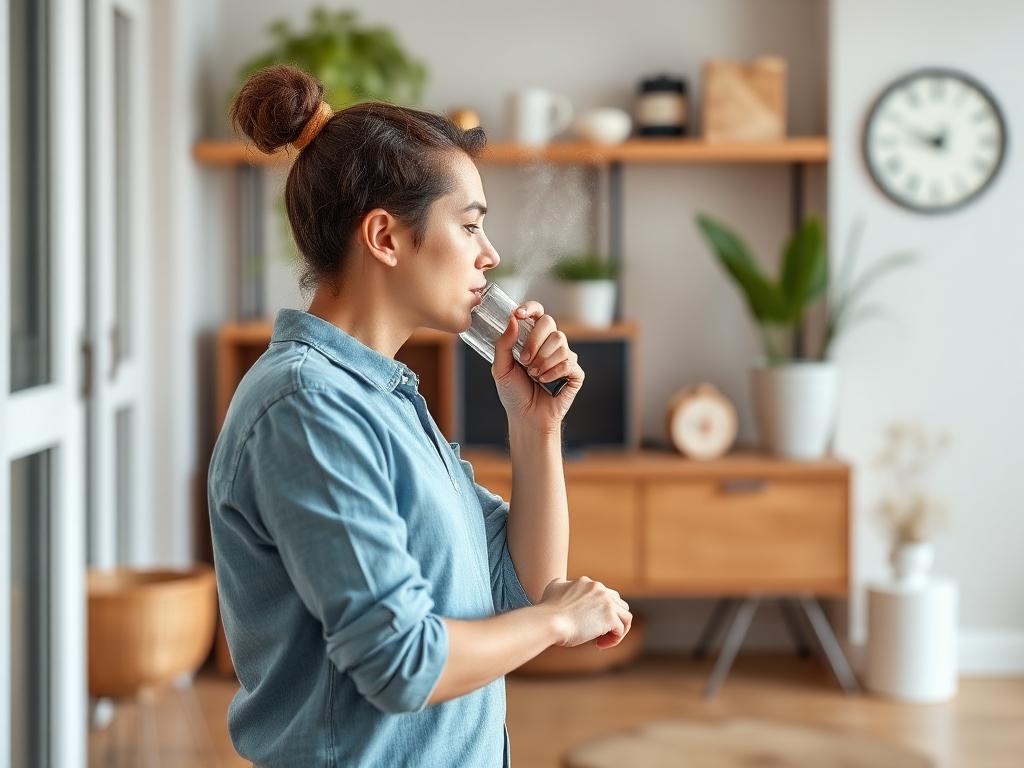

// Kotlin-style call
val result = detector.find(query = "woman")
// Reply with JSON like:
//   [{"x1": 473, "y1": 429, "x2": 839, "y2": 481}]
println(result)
[{"x1": 208, "y1": 64, "x2": 632, "y2": 768}]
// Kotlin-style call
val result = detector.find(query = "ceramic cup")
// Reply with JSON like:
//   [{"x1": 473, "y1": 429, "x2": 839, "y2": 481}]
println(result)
[{"x1": 507, "y1": 89, "x2": 573, "y2": 147}]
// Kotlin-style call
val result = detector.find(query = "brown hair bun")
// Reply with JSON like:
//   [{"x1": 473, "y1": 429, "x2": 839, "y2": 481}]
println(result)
[{"x1": 229, "y1": 64, "x2": 324, "y2": 154}]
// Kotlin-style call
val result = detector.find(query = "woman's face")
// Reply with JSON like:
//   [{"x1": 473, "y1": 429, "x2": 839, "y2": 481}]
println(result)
[{"x1": 397, "y1": 151, "x2": 501, "y2": 334}]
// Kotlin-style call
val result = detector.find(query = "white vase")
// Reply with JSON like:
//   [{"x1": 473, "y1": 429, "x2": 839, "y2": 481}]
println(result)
[
  {"x1": 560, "y1": 279, "x2": 616, "y2": 326},
  {"x1": 751, "y1": 360, "x2": 838, "y2": 459},
  {"x1": 890, "y1": 541, "x2": 935, "y2": 587}
]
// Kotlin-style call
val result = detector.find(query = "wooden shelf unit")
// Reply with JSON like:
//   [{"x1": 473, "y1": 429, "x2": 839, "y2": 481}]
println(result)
[
  {"x1": 212, "y1": 320, "x2": 851, "y2": 677},
  {"x1": 463, "y1": 447, "x2": 850, "y2": 598},
  {"x1": 193, "y1": 137, "x2": 829, "y2": 168}
]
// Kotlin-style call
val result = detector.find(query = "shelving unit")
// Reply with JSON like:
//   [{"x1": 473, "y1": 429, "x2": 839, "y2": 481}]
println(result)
[{"x1": 200, "y1": 135, "x2": 853, "y2": 689}]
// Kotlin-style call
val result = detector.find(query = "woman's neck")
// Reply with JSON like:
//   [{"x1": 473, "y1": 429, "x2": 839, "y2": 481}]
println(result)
[{"x1": 306, "y1": 277, "x2": 414, "y2": 360}]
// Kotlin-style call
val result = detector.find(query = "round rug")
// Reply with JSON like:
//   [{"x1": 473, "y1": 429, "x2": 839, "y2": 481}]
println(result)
[{"x1": 563, "y1": 717, "x2": 933, "y2": 768}]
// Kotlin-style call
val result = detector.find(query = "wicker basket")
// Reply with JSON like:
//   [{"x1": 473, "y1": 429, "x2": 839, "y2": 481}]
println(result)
[{"x1": 87, "y1": 565, "x2": 218, "y2": 697}]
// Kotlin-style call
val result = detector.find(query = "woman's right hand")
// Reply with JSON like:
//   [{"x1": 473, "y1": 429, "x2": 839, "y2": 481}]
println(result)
[{"x1": 539, "y1": 577, "x2": 632, "y2": 650}]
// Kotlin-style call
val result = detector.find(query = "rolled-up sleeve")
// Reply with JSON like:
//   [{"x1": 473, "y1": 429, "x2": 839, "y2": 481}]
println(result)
[
  {"x1": 449, "y1": 442, "x2": 534, "y2": 613},
  {"x1": 244, "y1": 388, "x2": 448, "y2": 714}
]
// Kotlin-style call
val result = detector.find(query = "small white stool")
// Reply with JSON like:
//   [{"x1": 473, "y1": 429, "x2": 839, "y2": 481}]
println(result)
[{"x1": 865, "y1": 577, "x2": 958, "y2": 702}]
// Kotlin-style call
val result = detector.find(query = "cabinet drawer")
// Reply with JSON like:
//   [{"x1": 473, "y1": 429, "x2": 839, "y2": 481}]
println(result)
[
  {"x1": 475, "y1": 476, "x2": 639, "y2": 588},
  {"x1": 643, "y1": 479, "x2": 848, "y2": 593}
]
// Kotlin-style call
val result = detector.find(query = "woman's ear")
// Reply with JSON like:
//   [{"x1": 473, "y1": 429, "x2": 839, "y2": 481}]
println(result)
[{"x1": 360, "y1": 208, "x2": 400, "y2": 267}]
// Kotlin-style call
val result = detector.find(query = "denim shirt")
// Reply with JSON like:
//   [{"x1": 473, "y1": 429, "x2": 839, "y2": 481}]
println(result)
[{"x1": 207, "y1": 309, "x2": 534, "y2": 767}]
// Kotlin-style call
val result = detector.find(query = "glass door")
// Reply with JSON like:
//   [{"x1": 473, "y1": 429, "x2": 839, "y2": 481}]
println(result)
[
  {"x1": 85, "y1": 0, "x2": 150, "y2": 569},
  {"x1": 2, "y1": 0, "x2": 89, "y2": 766}
]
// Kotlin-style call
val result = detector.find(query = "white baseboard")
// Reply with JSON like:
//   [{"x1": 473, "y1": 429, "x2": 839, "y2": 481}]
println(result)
[{"x1": 957, "y1": 629, "x2": 1024, "y2": 676}]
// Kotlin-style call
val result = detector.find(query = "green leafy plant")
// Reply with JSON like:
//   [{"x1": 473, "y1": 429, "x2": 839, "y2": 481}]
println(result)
[
  {"x1": 551, "y1": 251, "x2": 620, "y2": 281},
  {"x1": 236, "y1": 7, "x2": 428, "y2": 109},
  {"x1": 696, "y1": 214, "x2": 914, "y2": 363}
]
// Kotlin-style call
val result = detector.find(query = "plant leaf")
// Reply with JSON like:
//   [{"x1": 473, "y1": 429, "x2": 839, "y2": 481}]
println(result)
[
  {"x1": 696, "y1": 214, "x2": 789, "y2": 324},
  {"x1": 780, "y1": 216, "x2": 827, "y2": 323}
]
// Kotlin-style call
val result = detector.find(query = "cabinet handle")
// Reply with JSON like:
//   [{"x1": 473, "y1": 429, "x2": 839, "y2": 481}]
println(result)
[{"x1": 718, "y1": 478, "x2": 767, "y2": 494}]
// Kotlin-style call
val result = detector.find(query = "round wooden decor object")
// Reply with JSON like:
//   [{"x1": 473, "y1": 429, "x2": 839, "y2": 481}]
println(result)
[
  {"x1": 563, "y1": 718, "x2": 934, "y2": 768},
  {"x1": 665, "y1": 383, "x2": 737, "y2": 460}
]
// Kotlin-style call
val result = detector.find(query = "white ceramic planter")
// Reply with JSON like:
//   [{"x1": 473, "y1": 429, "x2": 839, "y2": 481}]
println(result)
[
  {"x1": 560, "y1": 279, "x2": 616, "y2": 326},
  {"x1": 751, "y1": 360, "x2": 838, "y2": 459}
]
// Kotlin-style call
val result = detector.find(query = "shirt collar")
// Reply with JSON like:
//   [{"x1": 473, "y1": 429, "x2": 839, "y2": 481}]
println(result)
[{"x1": 270, "y1": 309, "x2": 418, "y2": 394}]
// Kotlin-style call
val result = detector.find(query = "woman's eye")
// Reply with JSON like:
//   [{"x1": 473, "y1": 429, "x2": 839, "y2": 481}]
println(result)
[{"x1": 464, "y1": 223, "x2": 481, "y2": 234}]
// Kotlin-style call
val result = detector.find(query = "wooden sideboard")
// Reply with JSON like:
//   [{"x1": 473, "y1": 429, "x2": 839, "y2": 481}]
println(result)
[
  {"x1": 210, "y1": 321, "x2": 851, "y2": 677},
  {"x1": 464, "y1": 448, "x2": 850, "y2": 598}
]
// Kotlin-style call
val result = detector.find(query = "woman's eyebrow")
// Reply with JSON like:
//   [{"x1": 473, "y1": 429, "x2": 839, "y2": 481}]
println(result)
[{"x1": 461, "y1": 202, "x2": 487, "y2": 215}]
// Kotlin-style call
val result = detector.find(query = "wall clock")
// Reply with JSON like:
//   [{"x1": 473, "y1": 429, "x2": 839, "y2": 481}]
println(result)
[{"x1": 863, "y1": 68, "x2": 1007, "y2": 213}]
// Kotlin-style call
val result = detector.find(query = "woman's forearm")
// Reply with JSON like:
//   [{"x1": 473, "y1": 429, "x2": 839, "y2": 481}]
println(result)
[
  {"x1": 427, "y1": 605, "x2": 564, "y2": 705},
  {"x1": 505, "y1": 422, "x2": 570, "y2": 602}
]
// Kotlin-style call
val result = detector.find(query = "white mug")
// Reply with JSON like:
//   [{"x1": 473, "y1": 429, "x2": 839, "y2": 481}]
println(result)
[{"x1": 507, "y1": 88, "x2": 573, "y2": 147}]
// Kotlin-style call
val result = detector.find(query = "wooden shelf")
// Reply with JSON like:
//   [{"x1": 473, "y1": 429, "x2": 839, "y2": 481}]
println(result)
[{"x1": 193, "y1": 137, "x2": 829, "y2": 168}]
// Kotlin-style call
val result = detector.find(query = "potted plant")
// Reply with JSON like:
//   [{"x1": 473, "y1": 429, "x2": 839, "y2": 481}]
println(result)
[
  {"x1": 235, "y1": 7, "x2": 428, "y2": 110},
  {"x1": 696, "y1": 214, "x2": 914, "y2": 458},
  {"x1": 873, "y1": 422, "x2": 951, "y2": 586},
  {"x1": 550, "y1": 251, "x2": 619, "y2": 327}
]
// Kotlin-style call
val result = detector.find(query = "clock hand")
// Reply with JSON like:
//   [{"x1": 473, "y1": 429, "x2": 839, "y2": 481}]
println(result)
[{"x1": 901, "y1": 123, "x2": 945, "y2": 150}]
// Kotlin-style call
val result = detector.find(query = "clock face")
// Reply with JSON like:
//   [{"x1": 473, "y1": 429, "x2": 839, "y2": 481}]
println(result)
[{"x1": 863, "y1": 68, "x2": 1007, "y2": 213}]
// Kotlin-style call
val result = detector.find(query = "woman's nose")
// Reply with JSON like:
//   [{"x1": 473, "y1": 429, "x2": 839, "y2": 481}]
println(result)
[{"x1": 480, "y1": 241, "x2": 500, "y2": 270}]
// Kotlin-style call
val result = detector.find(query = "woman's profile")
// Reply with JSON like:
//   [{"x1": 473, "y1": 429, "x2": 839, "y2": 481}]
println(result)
[{"x1": 208, "y1": 64, "x2": 632, "y2": 768}]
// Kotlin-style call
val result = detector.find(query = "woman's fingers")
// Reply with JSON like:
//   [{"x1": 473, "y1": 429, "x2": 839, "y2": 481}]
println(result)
[{"x1": 518, "y1": 315, "x2": 557, "y2": 365}]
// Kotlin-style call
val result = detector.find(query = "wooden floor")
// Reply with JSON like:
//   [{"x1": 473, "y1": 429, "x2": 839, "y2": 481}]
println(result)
[{"x1": 89, "y1": 654, "x2": 1024, "y2": 768}]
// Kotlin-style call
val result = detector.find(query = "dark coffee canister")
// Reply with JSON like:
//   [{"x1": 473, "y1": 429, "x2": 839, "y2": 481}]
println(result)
[{"x1": 634, "y1": 74, "x2": 689, "y2": 137}]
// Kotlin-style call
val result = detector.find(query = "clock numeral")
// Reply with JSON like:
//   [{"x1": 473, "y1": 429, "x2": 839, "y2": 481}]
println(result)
[
  {"x1": 884, "y1": 156, "x2": 903, "y2": 176},
  {"x1": 952, "y1": 174, "x2": 969, "y2": 195},
  {"x1": 929, "y1": 78, "x2": 945, "y2": 100},
  {"x1": 978, "y1": 134, "x2": 997, "y2": 147},
  {"x1": 972, "y1": 156, "x2": 991, "y2": 173},
  {"x1": 971, "y1": 107, "x2": 991, "y2": 123},
  {"x1": 928, "y1": 180, "x2": 944, "y2": 203},
  {"x1": 904, "y1": 87, "x2": 921, "y2": 108},
  {"x1": 904, "y1": 173, "x2": 921, "y2": 195}
]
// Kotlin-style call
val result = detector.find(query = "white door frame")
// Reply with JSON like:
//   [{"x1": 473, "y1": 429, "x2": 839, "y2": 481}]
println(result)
[
  {"x1": 86, "y1": 0, "x2": 152, "y2": 569},
  {"x1": 1, "y1": 0, "x2": 89, "y2": 765}
]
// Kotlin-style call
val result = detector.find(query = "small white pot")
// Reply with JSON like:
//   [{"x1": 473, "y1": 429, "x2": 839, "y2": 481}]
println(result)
[
  {"x1": 560, "y1": 279, "x2": 616, "y2": 326},
  {"x1": 890, "y1": 541, "x2": 935, "y2": 587},
  {"x1": 751, "y1": 360, "x2": 838, "y2": 459},
  {"x1": 572, "y1": 108, "x2": 632, "y2": 144}
]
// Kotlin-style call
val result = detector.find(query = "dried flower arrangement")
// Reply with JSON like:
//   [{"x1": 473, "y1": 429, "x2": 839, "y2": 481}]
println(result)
[{"x1": 873, "y1": 422, "x2": 952, "y2": 546}]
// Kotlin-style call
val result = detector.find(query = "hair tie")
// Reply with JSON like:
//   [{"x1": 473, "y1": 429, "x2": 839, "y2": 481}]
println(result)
[{"x1": 292, "y1": 101, "x2": 333, "y2": 151}]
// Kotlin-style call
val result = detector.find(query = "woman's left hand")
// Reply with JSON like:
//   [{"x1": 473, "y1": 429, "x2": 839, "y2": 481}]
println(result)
[{"x1": 491, "y1": 300, "x2": 585, "y2": 431}]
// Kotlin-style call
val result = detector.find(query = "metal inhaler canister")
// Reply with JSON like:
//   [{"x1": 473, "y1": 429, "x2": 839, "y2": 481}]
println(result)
[{"x1": 459, "y1": 282, "x2": 569, "y2": 397}]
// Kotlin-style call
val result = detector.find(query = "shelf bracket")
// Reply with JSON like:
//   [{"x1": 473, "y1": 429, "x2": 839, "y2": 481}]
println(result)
[
  {"x1": 790, "y1": 162, "x2": 807, "y2": 358},
  {"x1": 237, "y1": 164, "x2": 265, "y2": 321},
  {"x1": 608, "y1": 160, "x2": 624, "y2": 323}
]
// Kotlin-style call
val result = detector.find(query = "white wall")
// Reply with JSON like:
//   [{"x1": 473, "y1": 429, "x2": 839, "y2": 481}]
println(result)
[
  {"x1": 830, "y1": 0, "x2": 1024, "y2": 672},
  {"x1": 149, "y1": 0, "x2": 230, "y2": 566}
]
